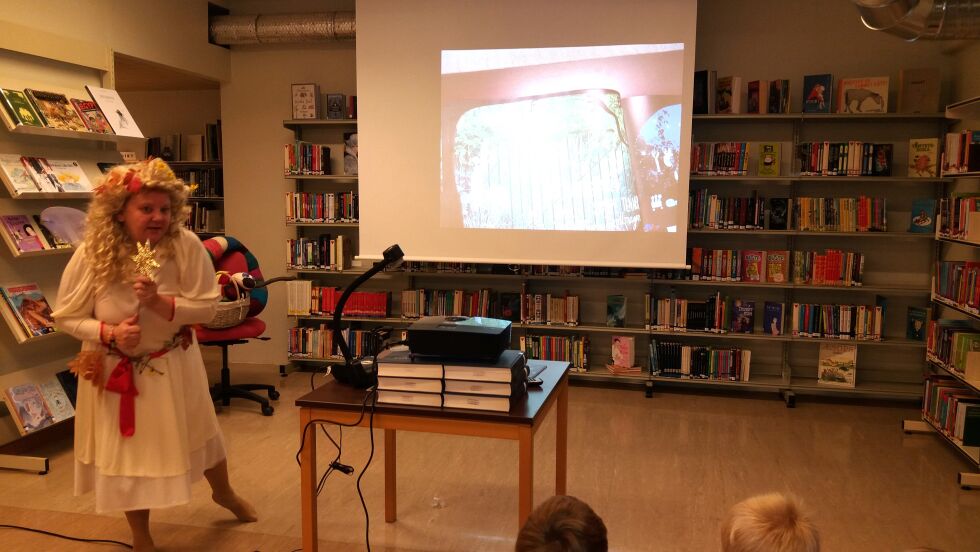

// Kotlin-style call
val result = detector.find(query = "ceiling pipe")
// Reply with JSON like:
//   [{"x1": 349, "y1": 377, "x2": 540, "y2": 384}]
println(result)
[
  {"x1": 209, "y1": 12, "x2": 356, "y2": 45},
  {"x1": 853, "y1": 0, "x2": 980, "y2": 40}
]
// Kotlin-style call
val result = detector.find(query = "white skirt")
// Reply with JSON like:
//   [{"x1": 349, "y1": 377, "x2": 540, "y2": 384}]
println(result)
[{"x1": 73, "y1": 341, "x2": 227, "y2": 513}]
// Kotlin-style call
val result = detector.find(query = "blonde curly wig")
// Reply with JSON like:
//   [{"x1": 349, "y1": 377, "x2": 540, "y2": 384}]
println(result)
[{"x1": 83, "y1": 158, "x2": 191, "y2": 294}]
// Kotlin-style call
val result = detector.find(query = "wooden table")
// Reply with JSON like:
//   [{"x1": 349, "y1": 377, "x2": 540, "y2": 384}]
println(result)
[{"x1": 296, "y1": 359, "x2": 569, "y2": 552}]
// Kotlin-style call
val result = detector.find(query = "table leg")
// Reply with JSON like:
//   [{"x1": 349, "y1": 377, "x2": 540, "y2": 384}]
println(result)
[
  {"x1": 300, "y1": 408, "x2": 318, "y2": 552},
  {"x1": 518, "y1": 425, "x2": 534, "y2": 528},
  {"x1": 385, "y1": 428, "x2": 397, "y2": 522},
  {"x1": 556, "y1": 377, "x2": 567, "y2": 495}
]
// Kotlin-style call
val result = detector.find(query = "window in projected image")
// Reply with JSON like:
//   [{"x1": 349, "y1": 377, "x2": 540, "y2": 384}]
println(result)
[{"x1": 441, "y1": 44, "x2": 684, "y2": 234}]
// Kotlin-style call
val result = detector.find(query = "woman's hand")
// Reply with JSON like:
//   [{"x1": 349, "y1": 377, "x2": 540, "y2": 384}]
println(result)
[
  {"x1": 133, "y1": 275, "x2": 174, "y2": 320},
  {"x1": 113, "y1": 314, "x2": 141, "y2": 350},
  {"x1": 133, "y1": 275, "x2": 160, "y2": 305}
]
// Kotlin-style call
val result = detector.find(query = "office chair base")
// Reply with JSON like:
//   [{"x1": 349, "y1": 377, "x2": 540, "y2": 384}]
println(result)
[{"x1": 210, "y1": 384, "x2": 276, "y2": 416}]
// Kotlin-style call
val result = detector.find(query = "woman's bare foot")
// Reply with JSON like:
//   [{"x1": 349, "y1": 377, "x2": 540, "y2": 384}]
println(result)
[{"x1": 212, "y1": 492, "x2": 258, "y2": 522}]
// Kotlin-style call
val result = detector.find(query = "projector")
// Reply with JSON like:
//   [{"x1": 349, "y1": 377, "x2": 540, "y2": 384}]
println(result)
[{"x1": 407, "y1": 316, "x2": 512, "y2": 361}]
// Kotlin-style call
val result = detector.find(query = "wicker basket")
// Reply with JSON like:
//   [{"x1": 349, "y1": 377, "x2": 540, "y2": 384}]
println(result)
[{"x1": 205, "y1": 295, "x2": 250, "y2": 329}]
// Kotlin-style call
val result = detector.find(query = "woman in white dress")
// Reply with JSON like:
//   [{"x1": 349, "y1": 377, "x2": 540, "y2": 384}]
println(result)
[{"x1": 52, "y1": 158, "x2": 256, "y2": 551}]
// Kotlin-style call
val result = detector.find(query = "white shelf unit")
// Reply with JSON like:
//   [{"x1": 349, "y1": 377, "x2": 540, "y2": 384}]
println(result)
[
  {"x1": 0, "y1": 31, "x2": 136, "y2": 473},
  {"x1": 907, "y1": 95, "x2": 980, "y2": 489}
]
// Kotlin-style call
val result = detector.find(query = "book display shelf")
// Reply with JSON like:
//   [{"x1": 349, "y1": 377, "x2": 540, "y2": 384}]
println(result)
[
  {"x1": 280, "y1": 88, "x2": 942, "y2": 408},
  {"x1": 0, "y1": 30, "x2": 139, "y2": 473},
  {"x1": 904, "y1": 95, "x2": 980, "y2": 489}
]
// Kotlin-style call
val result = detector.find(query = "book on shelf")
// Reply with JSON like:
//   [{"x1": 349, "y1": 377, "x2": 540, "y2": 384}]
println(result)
[
  {"x1": 606, "y1": 294, "x2": 626, "y2": 327},
  {"x1": 740, "y1": 250, "x2": 764, "y2": 283},
  {"x1": 499, "y1": 292, "x2": 522, "y2": 322},
  {"x1": 377, "y1": 376, "x2": 444, "y2": 394},
  {"x1": 3, "y1": 383, "x2": 56, "y2": 435},
  {"x1": 692, "y1": 70, "x2": 713, "y2": 114},
  {"x1": 817, "y1": 343, "x2": 857, "y2": 388},
  {"x1": 325, "y1": 93, "x2": 346, "y2": 119},
  {"x1": 802, "y1": 74, "x2": 832, "y2": 113},
  {"x1": 43, "y1": 159, "x2": 93, "y2": 192},
  {"x1": 871, "y1": 143, "x2": 893, "y2": 176},
  {"x1": 375, "y1": 347, "x2": 444, "y2": 379},
  {"x1": 20, "y1": 156, "x2": 61, "y2": 193},
  {"x1": 0, "y1": 88, "x2": 44, "y2": 128},
  {"x1": 377, "y1": 389, "x2": 443, "y2": 407},
  {"x1": 897, "y1": 67, "x2": 940, "y2": 114},
  {"x1": 906, "y1": 306, "x2": 927, "y2": 341},
  {"x1": 346, "y1": 95, "x2": 357, "y2": 119},
  {"x1": 291, "y1": 83, "x2": 319, "y2": 119},
  {"x1": 610, "y1": 335, "x2": 635, "y2": 368},
  {"x1": 746, "y1": 80, "x2": 767, "y2": 114},
  {"x1": 0, "y1": 283, "x2": 56, "y2": 338},
  {"x1": 69, "y1": 98, "x2": 114, "y2": 134},
  {"x1": 763, "y1": 301, "x2": 785, "y2": 336},
  {"x1": 908, "y1": 137, "x2": 939, "y2": 177},
  {"x1": 731, "y1": 300, "x2": 755, "y2": 333},
  {"x1": 286, "y1": 280, "x2": 313, "y2": 316},
  {"x1": 343, "y1": 131, "x2": 358, "y2": 176},
  {"x1": 942, "y1": 130, "x2": 980, "y2": 174},
  {"x1": 767, "y1": 79, "x2": 790, "y2": 114},
  {"x1": 765, "y1": 250, "x2": 789, "y2": 283},
  {"x1": 767, "y1": 198, "x2": 790, "y2": 230},
  {"x1": 908, "y1": 198, "x2": 937, "y2": 233},
  {"x1": 715, "y1": 76, "x2": 741, "y2": 114},
  {"x1": 0, "y1": 154, "x2": 41, "y2": 194},
  {"x1": 56, "y1": 369, "x2": 78, "y2": 408},
  {"x1": 836, "y1": 77, "x2": 888, "y2": 113},
  {"x1": 757, "y1": 143, "x2": 780, "y2": 176},
  {"x1": 1, "y1": 214, "x2": 46, "y2": 252},
  {"x1": 38, "y1": 378, "x2": 74, "y2": 423},
  {"x1": 84, "y1": 85, "x2": 144, "y2": 137},
  {"x1": 24, "y1": 88, "x2": 88, "y2": 131}
]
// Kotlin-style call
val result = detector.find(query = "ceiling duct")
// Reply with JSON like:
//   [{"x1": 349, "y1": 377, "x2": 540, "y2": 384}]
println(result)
[
  {"x1": 853, "y1": 0, "x2": 980, "y2": 40},
  {"x1": 209, "y1": 12, "x2": 356, "y2": 45}
]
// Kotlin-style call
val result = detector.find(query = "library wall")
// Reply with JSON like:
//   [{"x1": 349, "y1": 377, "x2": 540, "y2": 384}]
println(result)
[
  {"x1": 0, "y1": 0, "x2": 229, "y2": 83},
  {"x1": 220, "y1": 0, "x2": 356, "y2": 365},
  {"x1": 120, "y1": 90, "x2": 221, "y2": 142}
]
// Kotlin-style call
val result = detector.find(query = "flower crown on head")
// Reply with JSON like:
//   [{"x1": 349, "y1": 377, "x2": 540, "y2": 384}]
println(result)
[{"x1": 95, "y1": 158, "x2": 189, "y2": 195}]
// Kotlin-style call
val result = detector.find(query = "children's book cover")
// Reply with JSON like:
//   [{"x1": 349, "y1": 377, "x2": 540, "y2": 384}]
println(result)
[
  {"x1": 817, "y1": 343, "x2": 857, "y2": 388},
  {"x1": 3, "y1": 383, "x2": 55, "y2": 435},
  {"x1": 765, "y1": 250, "x2": 789, "y2": 283},
  {"x1": 909, "y1": 198, "x2": 937, "y2": 233},
  {"x1": 606, "y1": 294, "x2": 626, "y2": 327},
  {"x1": 25, "y1": 89, "x2": 88, "y2": 131},
  {"x1": 802, "y1": 74, "x2": 832, "y2": 113},
  {"x1": 872, "y1": 143, "x2": 893, "y2": 176},
  {"x1": 908, "y1": 138, "x2": 939, "y2": 177},
  {"x1": 906, "y1": 307, "x2": 928, "y2": 340},
  {"x1": 732, "y1": 300, "x2": 755, "y2": 333},
  {"x1": 70, "y1": 98, "x2": 114, "y2": 134},
  {"x1": 0, "y1": 214, "x2": 45, "y2": 252},
  {"x1": 763, "y1": 301, "x2": 784, "y2": 336},
  {"x1": 758, "y1": 143, "x2": 781, "y2": 176},
  {"x1": 610, "y1": 335, "x2": 636, "y2": 368},
  {"x1": 740, "y1": 250, "x2": 765, "y2": 282},
  {"x1": 0, "y1": 283, "x2": 56, "y2": 337},
  {"x1": 836, "y1": 77, "x2": 889, "y2": 113},
  {"x1": 0, "y1": 88, "x2": 44, "y2": 127},
  {"x1": 768, "y1": 198, "x2": 790, "y2": 230}
]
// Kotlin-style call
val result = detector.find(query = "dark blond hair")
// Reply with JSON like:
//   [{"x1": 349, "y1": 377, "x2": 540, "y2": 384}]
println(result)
[
  {"x1": 515, "y1": 495, "x2": 607, "y2": 552},
  {"x1": 82, "y1": 158, "x2": 190, "y2": 293},
  {"x1": 721, "y1": 493, "x2": 819, "y2": 552}
]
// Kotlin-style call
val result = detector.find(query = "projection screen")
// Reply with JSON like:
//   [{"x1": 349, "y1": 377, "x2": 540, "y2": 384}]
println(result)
[{"x1": 357, "y1": 0, "x2": 697, "y2": 268}]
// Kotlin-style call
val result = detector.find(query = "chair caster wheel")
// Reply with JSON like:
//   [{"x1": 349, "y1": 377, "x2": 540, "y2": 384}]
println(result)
[
  {"x1": 269, "y1": 389, "x2": 280, "y2": 400},
  {"x1": 261, "y1": 404, "x2": 274, "y2": 416}
]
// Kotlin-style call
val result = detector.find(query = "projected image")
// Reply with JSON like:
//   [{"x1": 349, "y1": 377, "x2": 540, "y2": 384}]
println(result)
[{"x1": 441, "y1": 44, "x2": 684, "y2": 233}]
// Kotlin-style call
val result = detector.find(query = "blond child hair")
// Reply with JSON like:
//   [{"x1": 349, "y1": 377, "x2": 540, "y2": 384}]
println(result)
[{"x1": 721, "y1": 493, "x2": 819, "y2": 552}]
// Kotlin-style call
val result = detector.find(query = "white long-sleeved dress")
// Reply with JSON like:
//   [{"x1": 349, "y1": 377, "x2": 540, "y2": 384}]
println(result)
[{"x1": 52, "y1": 229, "x2": 225, "y2": 513}]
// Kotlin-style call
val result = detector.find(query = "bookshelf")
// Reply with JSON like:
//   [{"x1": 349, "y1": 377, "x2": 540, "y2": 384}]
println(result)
[
  {"x1": 0, "y1": 34, "x2": 136, "y2": 473},
  {"x1": 906, "y1": 95, "x2": 980, "y2": 489},
  {"x1": 171, "y1": 160, "x2": 224, "y2": 236}
]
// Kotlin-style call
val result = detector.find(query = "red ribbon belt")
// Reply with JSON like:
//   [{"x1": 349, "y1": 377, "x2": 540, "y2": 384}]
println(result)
[{"x1": 103, "y1": 347, "x2": 171, "y2": 437}]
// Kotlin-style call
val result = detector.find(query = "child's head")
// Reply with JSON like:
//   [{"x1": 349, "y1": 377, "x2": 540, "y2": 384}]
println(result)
[
  {"x1": 720, "y1": 493, "x2": 819, "y2": 552},
  {"x1": 515, "y1": 495, "x2": 607, "y2": 552}
]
